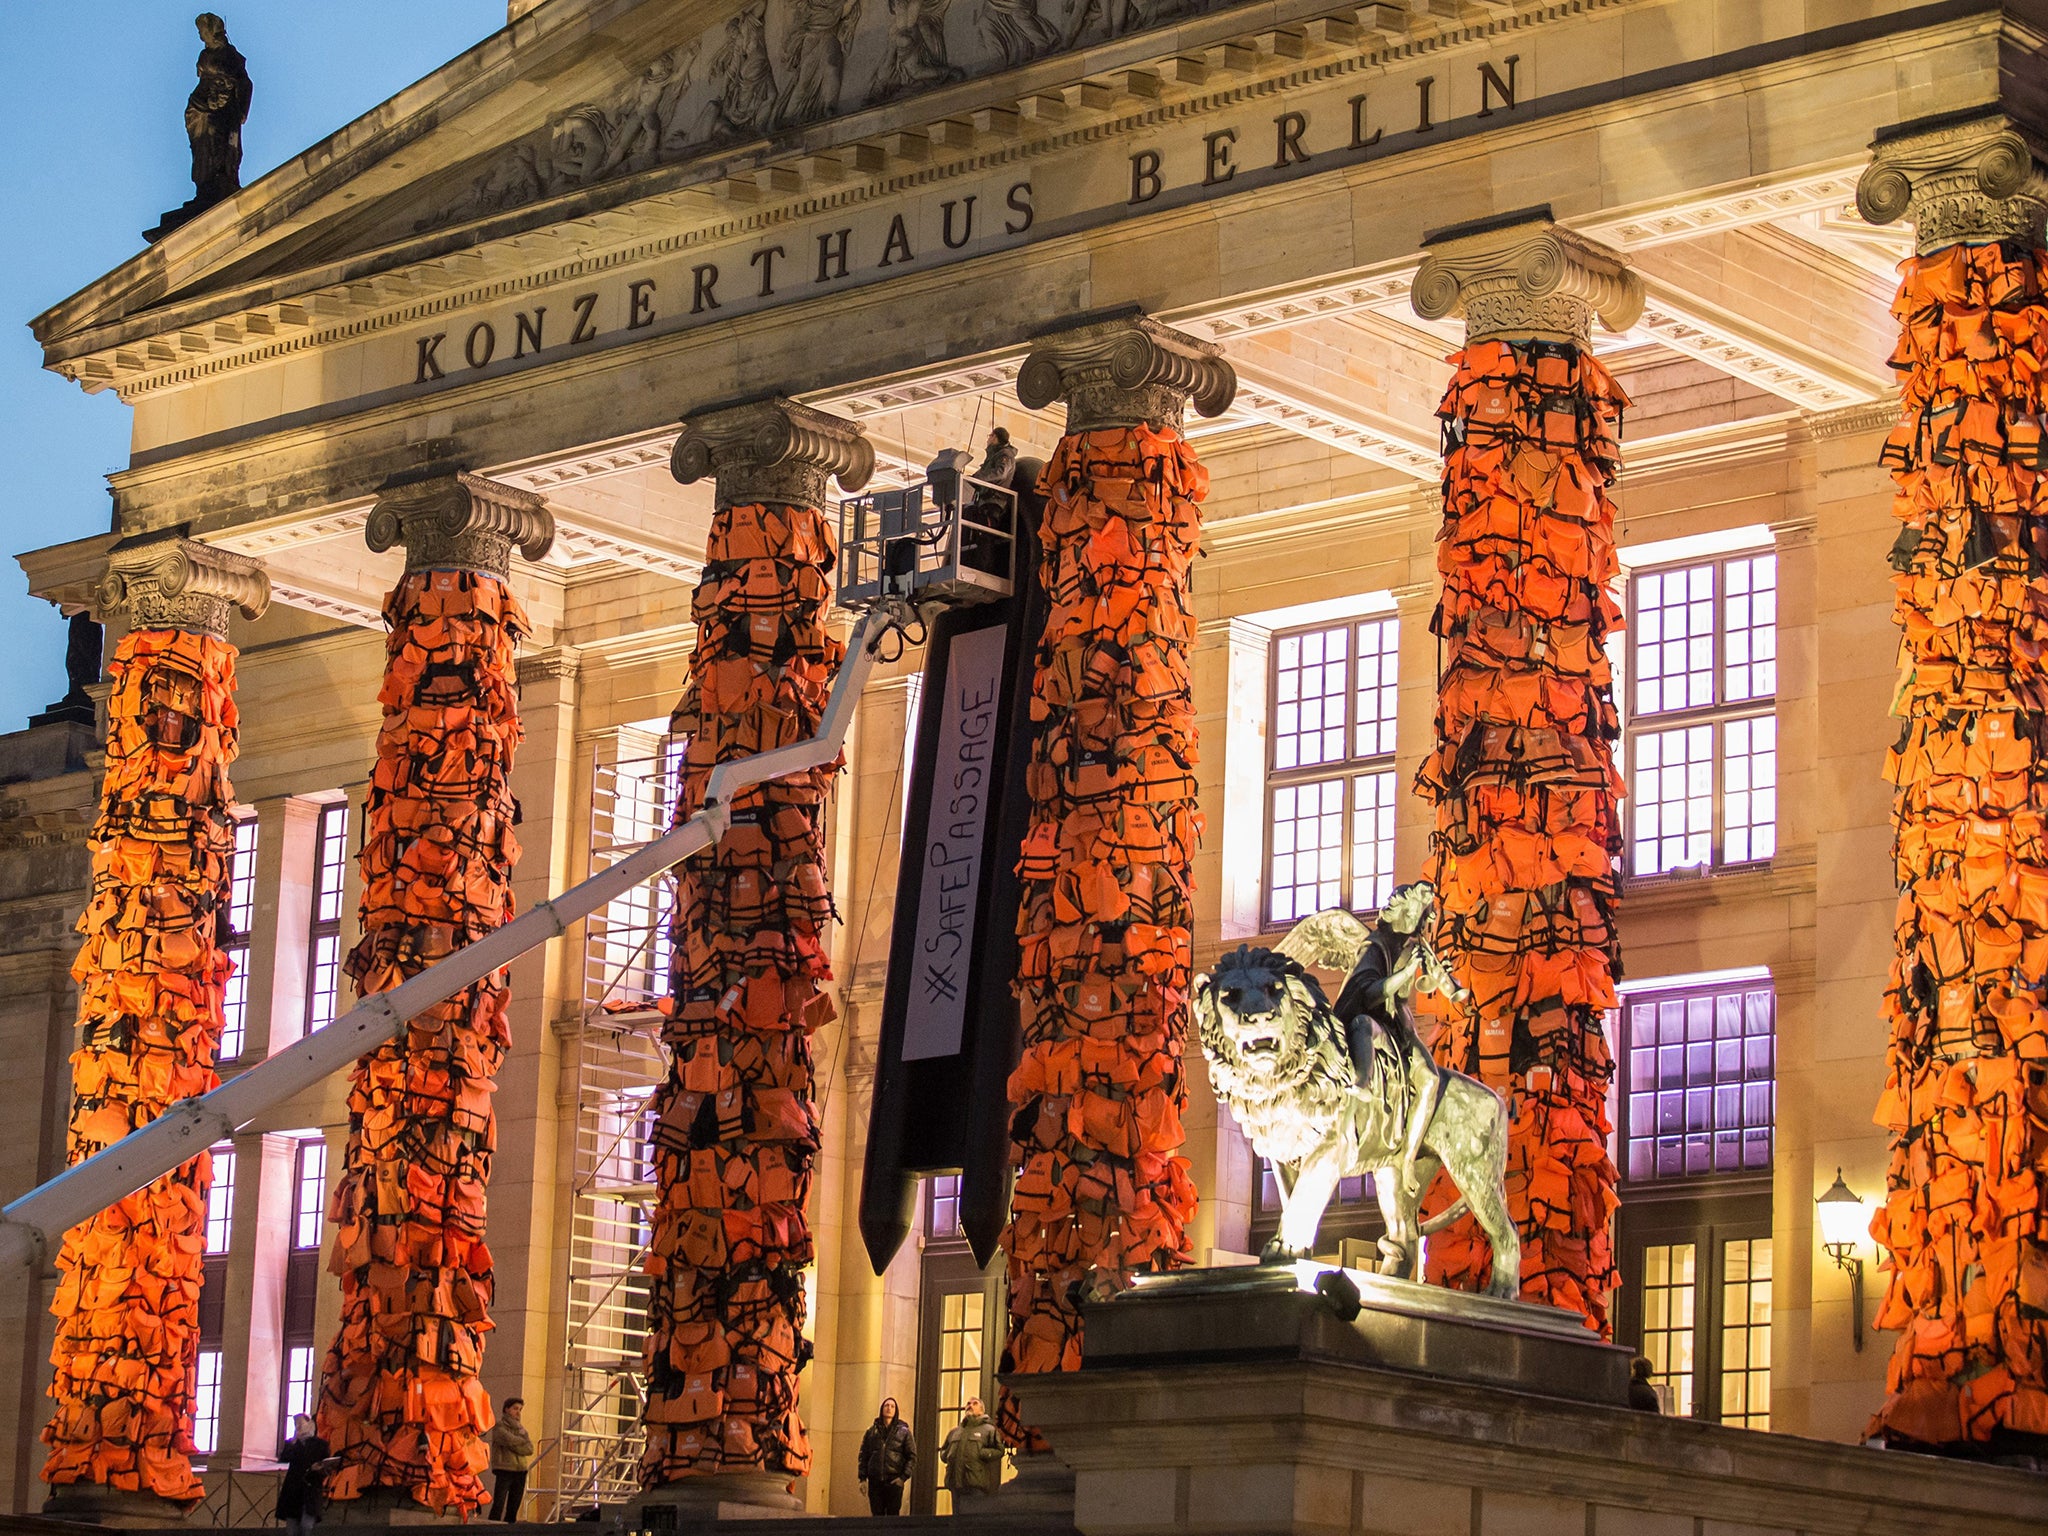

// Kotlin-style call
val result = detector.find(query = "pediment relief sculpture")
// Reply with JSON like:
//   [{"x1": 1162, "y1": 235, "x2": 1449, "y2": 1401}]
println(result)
[{"x1": 421, "y1": 0, "x2": 1221, "y2": 234}]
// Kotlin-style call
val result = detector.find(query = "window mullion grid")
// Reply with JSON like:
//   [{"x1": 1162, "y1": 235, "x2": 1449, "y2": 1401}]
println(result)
[
  {"x1": 1338, "y1": 631, "x2": 1361, "y2": 910},
  {"x1": 1712, "y1": 558, "x2": 1727, "y2": 867},
  {"x1": 1337, "y1": 776, "x2": 1356, "y2": 914},
  {"x1": 1632, "y1": 698, "x2": 1763, "y2": 878}
]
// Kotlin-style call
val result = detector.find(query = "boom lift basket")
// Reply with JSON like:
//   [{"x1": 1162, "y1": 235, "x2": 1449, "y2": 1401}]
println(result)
[{"x1": 837, "y1": 449, "x2": 1016, "y2": 610}]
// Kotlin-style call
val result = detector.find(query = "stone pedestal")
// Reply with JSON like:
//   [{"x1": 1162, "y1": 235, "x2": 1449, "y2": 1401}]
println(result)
[
  {"x1": 40, "y1": 1484, "x2": 196, "y2": 1528},
  {"x1": 620, "y1": 1472, "x2": 811, "y2": 1528},
  {"x1": 1009, "y1": 1265, "x2": 2048, "y2": 1536},
  {"x1": 335, "y1": 1488, "x2": 468, "y2": 1525},
  {"x1": 983, "y1": 1451, "x2": 1077, "y2": 1518},
  {"x1": 1087, "y1": 1265, "x2": 1629, "y2": 1406}
]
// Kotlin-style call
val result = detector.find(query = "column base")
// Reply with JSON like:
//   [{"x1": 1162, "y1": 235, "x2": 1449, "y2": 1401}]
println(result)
[
  {"x1": 42, "y1": 1483, "x2": 199, "y2": 1527},
  {"x1": 329, "y1": 1487, "x2": 471, "y2": 1525},
  {"x1": 979, "y1": 1451, "x2": 1075, "y2": 1517},
  {"x1": 622, "y1": 1472, "x2": 812, "y2": 1527}
]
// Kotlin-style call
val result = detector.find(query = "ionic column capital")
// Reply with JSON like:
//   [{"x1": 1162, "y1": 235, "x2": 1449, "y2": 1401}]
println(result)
[
  {"x1": 670, "y1": 396, "x2": 874, "y2": 512},
  {"x1": 366, "y1": 470, "x2": 555, "y2": 579},
  {"x1": 96, "y1": 535, "x2": 269, "y2": 638},
  {"x1": 1413, "y1": 209, "x2": 1642, "y2": 348},
  {"x1": 1015, "y1": 313, "x2": 1237, "y2": 433},
  {"x1": 1858, "y1": 108, "x2": 2048, "y2": 254}
]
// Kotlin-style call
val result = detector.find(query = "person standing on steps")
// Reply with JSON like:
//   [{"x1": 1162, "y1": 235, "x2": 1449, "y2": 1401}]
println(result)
[
  {"x1": 940, "y1": 1396, "x2": 1005, "y2": 1507},
  {"x1": 1628, "y1": 1356, "x2": 1665, "y2": 1413},
  {"x1": 857, "y1": 1396, "x2": 915, "y2": 1515},
  {"x1": 275, "y1": 1413, "x2": 329, "y2": 1536},
  {"x1": 488, "y1": 1396, "x2": 536, "y2": 1521}
]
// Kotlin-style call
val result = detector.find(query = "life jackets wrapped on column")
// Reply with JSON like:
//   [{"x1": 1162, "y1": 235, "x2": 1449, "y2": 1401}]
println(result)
[
  {"x1": 999, "y1": 317, "x2": 1234, "y2": 1449},
  {"x1": 644, "y1": 401, "x2": 871, "y2": 1488},
  {"x1": 1415, "y1": 338, "x2": 1628, "y2": 1328},
  {"x1": 1866, "y1": 238, "x2": 2048, "y2": 1447},
  {"x1": 44, "y1": 538, "x2": 267, "y2": 1506},
  {"x1": 319, "y1": 476, "x2": 549, "y2": 1515},
  {"x1": 1408, "y1": 219, "x2": 1641, "y2": 1334}
]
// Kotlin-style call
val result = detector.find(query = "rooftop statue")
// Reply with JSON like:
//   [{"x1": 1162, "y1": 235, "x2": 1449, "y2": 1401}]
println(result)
[
  {"x1": 1193, "y1": 883, "x2": 1521, "y2": 1296},
  {"x1": 145, "y1": 13, "x2": 252, "y2": 243}
]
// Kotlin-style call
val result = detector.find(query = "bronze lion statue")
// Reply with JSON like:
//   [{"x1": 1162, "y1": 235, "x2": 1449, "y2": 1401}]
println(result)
[{"x1": 1193, "y1": 892, "x2": 1520, "y2": 1297}]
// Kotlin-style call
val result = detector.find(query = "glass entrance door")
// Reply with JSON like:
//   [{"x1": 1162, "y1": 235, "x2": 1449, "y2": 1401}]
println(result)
[{"x1": 910, "y1": 1177, "x2": 1001, "y2": 1515}]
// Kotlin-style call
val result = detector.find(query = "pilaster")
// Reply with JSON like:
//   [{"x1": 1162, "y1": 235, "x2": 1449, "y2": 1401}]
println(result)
[
  {"x1": 1390, "y1": 579, "x2": 1438, "y2": 889},
  {"x1": 500, "y1": 643, "x2": 582, "y2": 1433},
  {"x1": 211, "y1": 1130, "x2": 297, "y2": 1470},
  {"x1": 1412, "y1": 208, "x2": 1642, "y2": 347},
  {"x1": 1196, "y1": 614, "x2": 1272, "y2": 948},
  {"x1": 670, "y1": 396, "x2": 874, "y2": 511},
  {"x1": 1857, "y1": 108, "x2": 2048, "y2": 253},
  {"x1": 1015, "y1": 313, "x2": 1236, "y2": 432}
]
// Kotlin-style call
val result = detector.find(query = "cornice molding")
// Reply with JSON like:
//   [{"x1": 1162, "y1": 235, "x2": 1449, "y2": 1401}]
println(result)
[
  {"x1": 1580, "y1": 162, "x2": 1871, "y2": 251},
  {"x1": 1632, "y1": 278, "x2": 1882, "y2": 411},
  {"x1": 55, "y1": 0, "x2": 1635, "y2": 401},
  {"x1": 1806, "y1": 397, "x2": 1901, "y2": 441},
  {"x1": 1226, "y1": 362, "x2": 1437, "y2": 481},
  {"x1": 516, "y1": 645, "x2": 584, "y2": 686}
]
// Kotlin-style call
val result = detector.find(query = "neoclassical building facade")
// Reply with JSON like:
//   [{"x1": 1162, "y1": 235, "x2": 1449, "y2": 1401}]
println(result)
[{"x1": 1, "y1": 0, "x2": 2044, "y2": 1521}]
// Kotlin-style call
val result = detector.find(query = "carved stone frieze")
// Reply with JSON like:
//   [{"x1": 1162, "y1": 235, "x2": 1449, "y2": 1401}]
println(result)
[
  {"x1": 1014, "y1": 314, "x2": 1236, "y2": 432},
  {"x1": 670, "y1": 397, "x2": 874, "y2": 511},
  {"x1": 424, "y1": 0, "x2": 1192, "y2": 235},
  {"x1": 1857, "y1": 109, "x2": 2048, "y2": 254},
  {"x1": 96, "y1": 536, "x2": 269, "y2": 638},
  {"x1": 516, "y1": 646, "x2": 583, "y2": 687},
  {"x1": 366, "y1": 471, "x2": 556, "y2": 578},
  {"x1": 1412, "y1": 211, "x2": 1642, "y2": 347}
]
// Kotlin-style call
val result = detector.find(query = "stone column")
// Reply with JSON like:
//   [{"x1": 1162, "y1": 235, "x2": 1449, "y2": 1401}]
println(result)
[
  {"x1": 999, "y1": 315, "x2": 1236, "y2": 1446},
  {"x1": 316, "y1": 471, "x2": 552, "y2": 1518},
  {"x1": 42, "y1": 536, "x2": 268, "y2": 1521},
  {"x1": 637, "y1": 398, "x2": 871, "y2": 1514},
  {"x1": 1408, "y1": 212, "x2": 1641, "y2": 1329},
  {"x1": 495, "y1": 644, "x2": 581, "y2": 1435},
  {"x1": 1854, "y1": 110, "x2": 2048, "y2": 1452}
]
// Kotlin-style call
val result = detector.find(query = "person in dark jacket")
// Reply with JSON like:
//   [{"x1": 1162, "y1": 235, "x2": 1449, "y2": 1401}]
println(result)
[
  {"x1": 857, "y1": 1397, "x2": 914, "y2": 1515},
  {"x1": 488, "y1": 1396, "x2": 536, "y2": 1521},
  {"x1": 275, "y1": 1414, "x2": 330, "y2": 1536},
  {"x1": 1628, "y1": 1355, "x2": 1664, "y2": 1412},
  {"x1": 940, "y1": 1398, "x2": 1005, "y2": 1503}
]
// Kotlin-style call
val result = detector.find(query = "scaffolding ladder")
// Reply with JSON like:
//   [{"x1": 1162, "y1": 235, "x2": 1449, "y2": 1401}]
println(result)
[{"x1": 544, "y1": 746, "x2": 681, "y2": 1517}]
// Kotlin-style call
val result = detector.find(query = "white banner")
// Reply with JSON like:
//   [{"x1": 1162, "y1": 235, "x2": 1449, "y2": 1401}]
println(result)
[{"x1": 901, "y1": 622, "x2": 1007, "y2": 1062}]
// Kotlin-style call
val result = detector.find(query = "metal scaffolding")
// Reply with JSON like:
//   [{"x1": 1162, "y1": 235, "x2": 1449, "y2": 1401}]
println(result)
[{"x1": 546, "y1": 743, "x2": 678, "y2": 1517}]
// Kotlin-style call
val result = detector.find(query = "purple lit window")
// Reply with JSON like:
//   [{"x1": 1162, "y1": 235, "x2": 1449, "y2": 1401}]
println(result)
[
  {"x1": 1615, "y1": 979, "x2": 1775, "y2": 1184},
  {"x1": 219, "y1": 814, "x2": 259, "y2": 1060},
  {"x1": 305, "y1": 801, "x2": 349, "y2": 1032}
]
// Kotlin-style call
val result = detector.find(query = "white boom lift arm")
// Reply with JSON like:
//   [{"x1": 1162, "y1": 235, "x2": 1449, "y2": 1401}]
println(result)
[{"x1": 0, "y1": 595, "x2": 922, "y2": 1274}]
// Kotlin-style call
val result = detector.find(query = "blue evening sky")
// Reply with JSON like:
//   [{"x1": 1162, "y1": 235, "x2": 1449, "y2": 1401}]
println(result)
[{"x1": 0, "y1": 2, "x2": 506, "y2": 730}]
